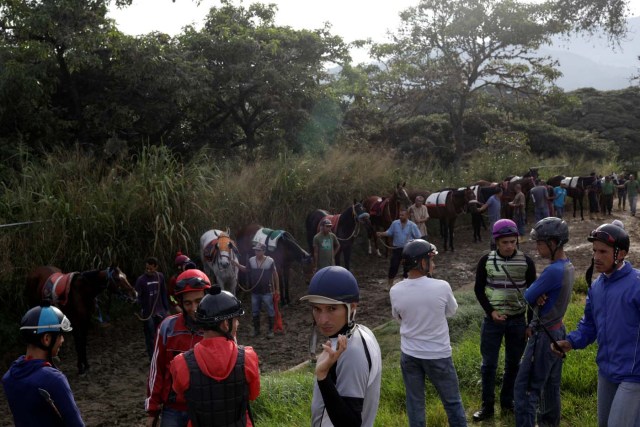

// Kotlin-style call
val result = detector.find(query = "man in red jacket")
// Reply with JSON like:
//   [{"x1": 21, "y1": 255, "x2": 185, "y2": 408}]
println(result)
[
  {"x1": 170, "y1": 287, "x2": 260, "y2": 427},
  {"x1": 145, "y1": 269, "x2": 211, "y2": 427}
]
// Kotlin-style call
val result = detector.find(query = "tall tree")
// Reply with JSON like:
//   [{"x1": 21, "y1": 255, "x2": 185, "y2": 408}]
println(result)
[{"x1": 368, "y1": 0, "x2": 567, "y2": 163}]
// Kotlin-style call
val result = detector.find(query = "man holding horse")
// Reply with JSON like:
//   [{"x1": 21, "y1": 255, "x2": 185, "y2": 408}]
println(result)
[
  {"x1": 3, "y1": 303, "x2": 85, "y2": 426},
  {"x1": 376, "y1": 208, "x2": 421, "y2": 290},
  {"x1": 313, "y1": 218, "x2": 340, "y2": 271},
  {"x1": 145, "y1": 269, "x2": 211, "y2": 427},
  {"x1": 136, "y1": 257, "x2": 170, "y2": 360},
  {"x1": 478, "y1": 186, "x2": 503, "y2": 250},
  {"x1": 170, "y1": 287, "x2": 260, "y2": 427},
  {"x1": 301, "y1": 266, "x2": 382, "y2": 427},
  {"x1": 472, "y1": 219, "x2": 537, "y2": 421}
]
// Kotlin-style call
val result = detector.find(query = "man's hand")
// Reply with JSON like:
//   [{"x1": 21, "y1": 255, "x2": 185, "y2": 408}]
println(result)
[
  {"x1": 551, "y1": 340, "x2": 572, "y2": 357},
  {"x1": 147, "y1": 415, "x2": 159, "y2": 427},
  {"x1": 315, "y1": 335, "x2": 347, "y2": 381},
  {"x1": 536, "y1": 293, "x2": 548, "y2": 306},
  {"x1": 491, "y1": 310, "x2": 507, "y2": 323}
]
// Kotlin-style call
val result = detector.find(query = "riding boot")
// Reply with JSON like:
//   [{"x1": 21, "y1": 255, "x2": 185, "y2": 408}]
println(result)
[
  {"x1": 267, "y1": 317, "x2": 274, "y2": 339},
  {"x1": 252, "y1": 317, "x2": 260, "y2": 338}
]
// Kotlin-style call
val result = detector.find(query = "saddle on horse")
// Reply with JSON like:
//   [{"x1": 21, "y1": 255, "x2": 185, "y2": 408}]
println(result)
[{"x1": 42, "y1": 272, "x2": 77, "y2": 306}]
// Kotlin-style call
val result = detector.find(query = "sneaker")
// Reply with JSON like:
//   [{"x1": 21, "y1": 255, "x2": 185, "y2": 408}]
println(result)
[
  {"x1": 472, "y1": 406, "x2": 495, "y2": 422},
  {"x1": 266, "y1": 330, "x2": 274, "y2": 339}
]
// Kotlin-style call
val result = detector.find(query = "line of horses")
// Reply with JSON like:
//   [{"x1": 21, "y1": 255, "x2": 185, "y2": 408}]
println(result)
[{"x1": 25, "y1": 169, "x2": 600, "y2": 374}]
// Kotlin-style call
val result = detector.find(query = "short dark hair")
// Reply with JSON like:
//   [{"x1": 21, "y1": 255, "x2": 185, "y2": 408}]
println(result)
[{"x1": 145, "y1": 257, "x2": 159, "y2": 266}]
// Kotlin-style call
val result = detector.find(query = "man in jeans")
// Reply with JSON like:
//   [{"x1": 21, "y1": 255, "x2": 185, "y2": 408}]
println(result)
[
  {"x1": 473, "y1": 219, "x2": 536, "y2": 421},
  {"x1": 514, "y1": 217, "x2": 574, "y2": 427},
  {"x1": 620, "y1": 174, "x2": 640, "y2": 216},
  {"x1": 390, "y1": 239, "x2": 467, "y2": 427},
  {"x1": 377, "y1": 208, "x2": 421, "y2": 290},
  {"x1": 136, "y1": 257, "x2": 169, "y2": 360}
]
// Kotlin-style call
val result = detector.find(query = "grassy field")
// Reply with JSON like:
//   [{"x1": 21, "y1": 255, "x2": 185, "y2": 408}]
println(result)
[{"x1": 252, "y1": 289, "x2": 599, "y2": 426}]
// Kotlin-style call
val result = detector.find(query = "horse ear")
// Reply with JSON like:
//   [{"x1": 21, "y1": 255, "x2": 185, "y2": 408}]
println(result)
[
  {"x1": 353, "y1": 198, "x2": 358, "y2": 205},
  {"x1": 402, "y1": 181, "x2": 406, "y2": 187}
]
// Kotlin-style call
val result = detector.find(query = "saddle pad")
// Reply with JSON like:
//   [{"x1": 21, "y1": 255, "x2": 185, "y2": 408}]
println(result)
[
  {"x1": 562, "y1": 177, "x2": 579, "y2": 188},
  {"x1": 253, "y1": 227, "x2": 285, "y2": 252},
  {"x1": 369, "y1": 198, "x2": 387, "y2": 217},
  {"x1": 426, "y1": 190, "x2": 450, "y2": 207},
  {"x1": 42, "y1": 272, "x2": 76, "y2": 306},
  {"x1": 459, "y1": 186, "x2": 479, "y2": 200}
]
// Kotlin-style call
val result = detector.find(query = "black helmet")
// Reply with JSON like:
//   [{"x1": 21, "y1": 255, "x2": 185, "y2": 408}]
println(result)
[
  {"x1": 588, "y1": 223, "x2": 630, "y2": 251},
  {"x1": 194, "y1": 287, "x2": 244, "y2": 328},
  {"x1": 20, "y1": 303, "x2": 72, "y2": 347},
  {"x1": 530, "y1": 217, "x2": 569, "y2": 246},
  {"x1": 401, "y1": 239, "x2": 437, "y2": 272}
]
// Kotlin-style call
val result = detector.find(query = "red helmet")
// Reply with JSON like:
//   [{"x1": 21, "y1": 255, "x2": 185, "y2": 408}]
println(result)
[
  {"x1": 175, "y1": 269, "x2": 211, "y2": 296},
  {"x1": 174, "y1": 252, "x2": 191, "y2": 267}
]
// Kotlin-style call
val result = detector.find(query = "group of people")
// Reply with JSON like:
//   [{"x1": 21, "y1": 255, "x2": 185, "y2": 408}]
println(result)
[{"x1": 3, "y1": 212, "x2": 640, "y2": 426}]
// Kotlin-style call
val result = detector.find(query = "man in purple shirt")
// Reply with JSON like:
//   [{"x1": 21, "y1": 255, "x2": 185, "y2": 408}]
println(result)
[{"x1": 135, "y1": 256, "x2": 169, "y2": 359}]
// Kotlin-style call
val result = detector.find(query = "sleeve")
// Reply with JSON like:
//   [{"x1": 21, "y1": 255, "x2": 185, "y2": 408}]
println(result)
[
  {"x1": 47, "y1": 371, "x2": 85, "y2": 427},
  {"x1": 474, "y1": 256, "x2": 493, "y2": 316},
  {"x1": 243, "y1": 347, "x2": 261, "y2": 400},
  {"x1": 445, "y1": 286, "x2": 458, "y2": 317},
  {"x1": 160, "y1": 273, "x2": 170, "y2": 311},
  {"x1": 145, "y1": 321, "x2": 168, "y2": 416},
  {"x1": 389, "y1": 288, "x2": 401, "y2": 321},
  {"x1": 412, "y1": 223, "x2": 421, "y2": 239},
  {"x1": 385, "y1": 222, "x2": 395, "y2": 236},
  {"x1": 566, "y1": 291, "x2": 598, "y2": 350},
  {"x1": 523, "y1": 267, "x2": 558, "y2": 305},
  {"x1": 169, "y1": 353, "x2": 189, "y2": 403}
]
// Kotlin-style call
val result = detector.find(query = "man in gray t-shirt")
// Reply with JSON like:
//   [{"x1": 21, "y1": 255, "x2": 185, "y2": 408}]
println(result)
[{"x1": 530, "y1": 181, "x2": 551, "y2": 222}]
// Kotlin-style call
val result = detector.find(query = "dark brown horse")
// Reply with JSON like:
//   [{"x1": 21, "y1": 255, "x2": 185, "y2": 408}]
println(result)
[
  {"x1": 363, "y1": 183, "x2": 413, "y2": 257},
  {"x1": 547, "y1": 175, "x2": 596, "y2": 220},
  {"x1": 25, "y1": 265, "x2": 137, "y2": 374},
  {"x1": 305, "y1": 201, "x2": 372, "y2": 271},
  {"x1": 235, "y1": 224, "x2": 314, "y2": 305},
  {"x1": 426, "y1": 187, "x2": 475, "y2": 252}
]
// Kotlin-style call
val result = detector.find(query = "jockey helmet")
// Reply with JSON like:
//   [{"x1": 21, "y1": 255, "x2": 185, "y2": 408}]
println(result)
[
  {"x1": 530, "y1": 217, "x2": 569, "y2": 246},
  {"x1": 20, "y1": 303, "x2": 72, "y2": 347},
  {"x1": 252, "y1": 242, "x2": 266, "y2": 251},
  {"x1": 175, "y1": 269, "x2": 211, "y2": 296},
  {"x1": 588, "y1": 223, "x2": 629, "y2": 252},
  {"x1": 492, "y1": 219, "x2": 519, "y2": 240},
  {"x1": 401, "y1": 239, "x2": 437, "y2": 272},
  {"x1": 300, "y1": 266, "x2": 359, "y2": 324},
  {"x1": 174, "y1": 252, "x2": 192, "y2": 267},
  {"x1": 194, "y1": 287, "x2": 244, "y2": 329}
]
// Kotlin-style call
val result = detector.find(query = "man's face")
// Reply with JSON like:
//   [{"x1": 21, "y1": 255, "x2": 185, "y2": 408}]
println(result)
[
  {"x1": 145, "y1": 263, "x2": 158, "y2": 276},
  {"x1": 255, "y1": 249, "x2": 265, "y2": 258},
  {"x1": 535, "y1": 240, "x2": 552, "y2": 259},
  {"x1": 311, "y1": 303, "x2": 348, "y2": 337},
  {"x1": 181, "y1": 290, "x2": 206, "y2": 320},
  {"x1": 322, "y1": 223, "x2": 332, "y2": 234},
  {"x1": 399, "y1": 210, "x2": 408, "y2": 222},
  {"x1": 496, "y1": 236, "x2": 517, "y2": 257},
  {"x1": 592, "y1": 241, "x2": 625, "y2": 273}
]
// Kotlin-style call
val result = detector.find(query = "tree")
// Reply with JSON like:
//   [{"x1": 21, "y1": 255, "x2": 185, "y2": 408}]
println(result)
[{"x1": 367, "y1": 0, "x2": 567, "y2": 165}]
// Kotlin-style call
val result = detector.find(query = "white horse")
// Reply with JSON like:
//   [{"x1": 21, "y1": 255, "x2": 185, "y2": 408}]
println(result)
[{"x1": 199, "y1": 229, "x2": 239, "y2": 295}]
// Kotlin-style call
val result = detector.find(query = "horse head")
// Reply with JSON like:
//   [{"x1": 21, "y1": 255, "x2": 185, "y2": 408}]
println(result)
[
  {"x1": 394, "y1": 182, "x2": 412, "y2": 208},
  {"x1": 106, "y1": 265, "x2": 137, "y2": 302},
  {"x1": 214, "y1": 234, "x2": 234, "y2": 269},
  {"x1": 352, "y1": 199, "x2": 371, "y2": 224}
]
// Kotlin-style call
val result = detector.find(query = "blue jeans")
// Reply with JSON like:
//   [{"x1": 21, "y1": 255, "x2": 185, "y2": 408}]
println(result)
[
  {"x1": 400, "y1": 352, "x2": 467, "y2": 427},
  {"x1": 143, "y1": 315, "x2": 164, "y2": 360},
  {"x1": 534, "y1": 207, "x2": 549, "y2": 223},
  {"x1": 597, "y1": 373, "x2": 640, "y2": 427},
  {"x1": 160, "y1": 406, "x2": 190, "y2": 427},
  {"x1": 554, "y1": 206, "x2": 564, "y2": 219},
  {"x1": 514, "y1": 326, "x2": 565, "y2": 427},
  {"x1": 513, "y1": 213, "x2": 526, "y2": 237},
  {"x1": 252, "y1": 292, "x2": 275, "y2": 317},
  {"x1": 629, "y1": 194, "x2": 638, "y2": 215},
  {"x1": 480, "y1": 315, "x2": 527, "y2": 408}
]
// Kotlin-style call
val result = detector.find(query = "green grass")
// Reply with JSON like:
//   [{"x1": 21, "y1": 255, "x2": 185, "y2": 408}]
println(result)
[{"x1": 253, "y1": 289, "x2": 598, "y2": 426}]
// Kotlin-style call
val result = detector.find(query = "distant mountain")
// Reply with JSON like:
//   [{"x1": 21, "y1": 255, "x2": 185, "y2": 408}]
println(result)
[{"x1": 541, "y1": 16, "x2": 639, "y2": 91}]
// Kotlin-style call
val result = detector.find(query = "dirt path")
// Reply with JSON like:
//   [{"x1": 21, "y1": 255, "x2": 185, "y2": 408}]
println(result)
[{"x1": 1, "y1": 212, "x2": 638, "y2": 426}]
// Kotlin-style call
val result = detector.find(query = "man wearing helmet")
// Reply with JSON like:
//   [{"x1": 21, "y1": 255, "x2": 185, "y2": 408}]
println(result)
[
  {"x1": 301, "y1": 266, "x2": 382, "y2": 427},
  {"x1": 514, "y1": 217, "x2": 574, "y2": 427},
  {"x1": 167, "y1": 252, "x2": 197, "y2": 312},
  {"x1": 390, "y1": 239, "x2": 467, "y2": 426},
  {"x1": 472, "y1": 219, "x2": 536, "y2": 421},
  {"x1": 145, "y1": 269, "x2": 211, "y2": 427},
  {"x1": 2, "y1": 303, "x2": 85, "y2": 426},
  {"x1": 553, "y1": 223, "x2": 640, "y2": 426},
  {"x1": 170, "y1": 287, "x2": 260, "y2": 427}
]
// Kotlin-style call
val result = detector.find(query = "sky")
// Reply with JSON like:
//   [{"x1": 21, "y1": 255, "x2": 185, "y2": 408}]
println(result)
[{"x1": 108, "y1": 0, "x2": 640, "y2": 63}]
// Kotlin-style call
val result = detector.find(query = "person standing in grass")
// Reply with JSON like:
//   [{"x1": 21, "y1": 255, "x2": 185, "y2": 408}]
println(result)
[
  {"x1": 514, "y1": 217, "x2": 574, "y2": 427},
  {"x1": 390, "y1": 239, "x2": 467, "y2": 427},
  {"x1": 301, "y1": 266, "x2": 382, "y2": 427},
  {"x1": 553, "y1": 223, "x2": 640, "y2": 427},
  {"x1": 313, "y1": 218, "x2": 340, "y2": 271},
  {"x1": 472, "y1": 219, "x2": 537, "y2": 421}
]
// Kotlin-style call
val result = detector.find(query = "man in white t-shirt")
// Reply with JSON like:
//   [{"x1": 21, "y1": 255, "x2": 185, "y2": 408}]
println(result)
[{"x1": 390, "y1": 239, "x2": 467, "y2": 426}]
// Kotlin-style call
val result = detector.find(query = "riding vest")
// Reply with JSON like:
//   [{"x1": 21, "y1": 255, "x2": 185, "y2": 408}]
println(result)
[
  {"x1": 184, "y1": 347, "x2": 249, "y2": 427},
  {"x1": 484, "y1": 250, "x2": 528, "y2": 316},
  {"x1": 248, "y1": 256, "x2": 275, "y2": 294}
]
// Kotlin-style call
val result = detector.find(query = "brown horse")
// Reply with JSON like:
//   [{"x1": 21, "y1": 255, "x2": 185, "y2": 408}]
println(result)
[
  {"x1": 305, "y1": 201, "x2": 372, "y2": 271},
  {"x1": 26, "y1": 265, "x2": 137, "y2": 374},
  {"x1": 363, "y1": 183, "x2": 413, "y2": 256},
  {"x1": 426, "y1": 187, "x2": 475, "y2": 252},
  {"x1": 235, "y1": 224, "x2": 314, "y2": 305}
]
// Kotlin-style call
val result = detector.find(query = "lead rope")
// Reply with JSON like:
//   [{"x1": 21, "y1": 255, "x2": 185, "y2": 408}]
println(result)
[{"x1": 135, "y1": 272, "x2": 161, "y2": 322}]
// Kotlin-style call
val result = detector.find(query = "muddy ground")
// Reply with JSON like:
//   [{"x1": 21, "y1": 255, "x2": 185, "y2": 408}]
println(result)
[{"x1": 1, "y1": 210, "x2": 638, "y2": 426}]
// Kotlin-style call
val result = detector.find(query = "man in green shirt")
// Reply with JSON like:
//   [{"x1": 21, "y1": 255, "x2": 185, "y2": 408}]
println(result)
[
  {"x1": 601, "y1": 175, "x2": 615, "y2": 216},
  {"x1": 620, "y1": 174, "x2": 640, "y2": 216},
  {"x1": 313, "y1": 219, "x2": 340, "y2": 271}
]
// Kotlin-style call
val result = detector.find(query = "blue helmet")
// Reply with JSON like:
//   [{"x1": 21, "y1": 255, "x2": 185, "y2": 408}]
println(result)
[
  {"x1": 20, "y1": 304, "x2": 72, "y2": 346},
  {"x1": 300, "y1": 266, "x2": 359, "y2": 305}
]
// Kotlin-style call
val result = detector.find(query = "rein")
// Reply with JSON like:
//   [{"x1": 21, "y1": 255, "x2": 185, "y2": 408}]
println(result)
[{"x1": 335, "y1": 205, "x2": 362, "y2": 242}]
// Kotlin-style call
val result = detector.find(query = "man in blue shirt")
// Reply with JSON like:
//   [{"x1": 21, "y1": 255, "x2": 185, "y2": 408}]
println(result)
[
  {"x1": 553, "y1": 184, "x2": 567, "y2": 218},
  {"x1": 377, "y1": 208, "x2": 421, "y2": 290},
  {"x1": 479, "y1": 186, "x2": 503, "y2": 250},
  {"x1": 513, "y1": 217, "x2": 574, "y2": 427},
  {"x1": 554, "y1": 223, "x2": 640, "y2": 426}
]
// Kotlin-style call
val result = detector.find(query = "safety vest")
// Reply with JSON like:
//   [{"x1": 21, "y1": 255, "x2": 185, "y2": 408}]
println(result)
[
  {"x1": 484, "y1": 250, "x2": 528, "y2": 316},
  {"x1": 184, "y1": 347, "x2": 249, "y2": 427}
]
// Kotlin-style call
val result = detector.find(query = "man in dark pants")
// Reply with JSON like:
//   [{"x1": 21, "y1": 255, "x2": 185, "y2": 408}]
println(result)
[
  {"x1": 377, "y1": 208, "x2": 421, "y2": 290},
  {"x1": 473, "y1": 219, "x2": 537, "y2": 421}
]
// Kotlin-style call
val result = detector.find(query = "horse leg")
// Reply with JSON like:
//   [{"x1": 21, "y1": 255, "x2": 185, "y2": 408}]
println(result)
[
  {"x1": 343, "y1": 244, "x2": 352, "y2": 271},
  {"x1": 449, "y1": 220, "x2": 455, "y2": 252},
  {"x1": 440, "y1": 221, "x2": 448, "y2": 252},
  {"x1": 73, "y1": 327, "x2": 89, "y2": 375},
  {"x1": 281, "y1": 266, "x2": 291, "y2": 306}
]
